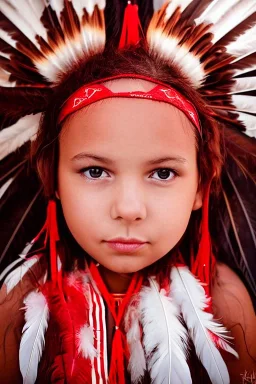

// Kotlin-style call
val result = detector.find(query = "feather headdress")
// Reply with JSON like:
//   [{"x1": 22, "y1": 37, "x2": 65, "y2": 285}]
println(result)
[{"x1": 0, "y1": 2, "x2": 255, "y2": 382}]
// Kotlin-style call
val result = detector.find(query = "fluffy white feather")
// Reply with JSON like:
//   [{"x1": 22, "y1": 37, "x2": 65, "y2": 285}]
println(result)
[
  {"x1": 3, "y1": 256, "x2": 39, "y2": 295},
  {"x1": 231, "y1": 77, "x2": 256, "y2": 94},
  {"x1": 19, "y1": 290, "x2": 49, "y2": 384},
  {"x1": 139, "y1": 278, "x2": 192, "y2": 384},
  {"x1": 232, "y1": 95, "x2": 256, "y2": 113},
  {"x1": 170, "y1": 266, "x2": 238, "y2": 384},
  {"x1": 0, "y1": 113, "x2": 41, "y2": 161},
  {"x1": 77, "y1": 324, "x2": 97, "y2": 360},
  {"x1": 124, "y1": 298, "x2": 146, "y2": 383}
]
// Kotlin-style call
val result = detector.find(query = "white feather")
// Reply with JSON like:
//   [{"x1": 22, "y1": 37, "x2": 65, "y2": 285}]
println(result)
[
  {"x1": 153, "y1": 0, "x2": 168, "y2": 11},
  {"x1": 3, "y1": 256, "x2": 39, "y2": 295},
  {"x1": 0, "y1": 28, "x2": 17, "y2": 49},
  {"x1": 124, "y1": 298, "x2": 146, "y2": 383},
  {"x1": 211, "y1": 1, "x2": 256, "y2": 43},
  {"x1": 195, "y1": 0, "x2": 240, "y2": 25},
  {"x1": 232, "y1": 95, "x2": 256, "y2": 113},
  {"x1": 237, "y1": 112, "x2": 256, "y2": 138},
  {"x1": 0, "y1": 176, "x2": 14, "y2": 199},
  {"x1": 0, "y1": 1, "x2": 45, "y2": 48},
  {"x1": 230, "y1": 77, "x2": 256, "y2": 94},
  {"x1": 0, "y1": 67, "x2": 15, "y2": 87},
  {"x1": 234, "y1": 64, "x2": 256, "y2": 77},
  {"x1": 164, "y1": 0, "x2": 193, "y2": 20},
  {"x1": 170, "y1": 266, "x2": 238, "y2": 384},
  {"x1": 77, "y1": 324, "x2": 97, "y2": 360},
  {"x1": 148, "y1": 32, "x2": 205, "y2": 88},
  {"x1": 139, "y1": 278, "x2": 192, "y2": 384},
  {"x1": 19, "y1": 290, "x2": 49, "y2": 384},
  {"x1": 227, "y1": 25, "x2": 256, "y2": 57},
  {"x1": 0, "y1": 113, "x2": 41, "y2": 161}
]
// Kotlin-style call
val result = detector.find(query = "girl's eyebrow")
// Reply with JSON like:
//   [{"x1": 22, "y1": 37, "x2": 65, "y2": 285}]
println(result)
[{"x1": 71, "y1": 152, "x2": 188, "y2": 165}]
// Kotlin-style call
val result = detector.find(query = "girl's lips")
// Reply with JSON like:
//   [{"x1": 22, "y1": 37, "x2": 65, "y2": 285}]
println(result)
[{"x1": 105, "y1": 242, "x2": 146, "y2": 253}]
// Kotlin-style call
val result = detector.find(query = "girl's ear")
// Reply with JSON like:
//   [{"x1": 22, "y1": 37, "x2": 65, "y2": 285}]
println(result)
[{"x1": 192, "y1": 187, "x2": 203, "y2": 211}]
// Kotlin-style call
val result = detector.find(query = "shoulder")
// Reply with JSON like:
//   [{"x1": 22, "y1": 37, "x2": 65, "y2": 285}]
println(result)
[
  {"x1": 0, "y1": 257, "x2": 47, "y2": 383},
  {"x1": 211, "y1": 262, "x2": 256, "y2": 383}
]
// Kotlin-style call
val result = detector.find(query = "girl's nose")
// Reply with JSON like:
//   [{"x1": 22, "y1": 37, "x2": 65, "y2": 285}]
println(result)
[{"x1": 110, "y1": 181, "x2": 147, "y2": 222}]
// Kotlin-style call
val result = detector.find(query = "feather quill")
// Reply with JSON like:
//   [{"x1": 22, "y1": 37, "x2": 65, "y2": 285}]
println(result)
[
  {"x1": 19, "y1": 290, "x2": 49, "y2": 384},
  {"x1": 170, "y1": 266, "x2": 238, "y2": 384},
  {"x1": 139, "y1": 277, "x2": 192, "y2": 384}
]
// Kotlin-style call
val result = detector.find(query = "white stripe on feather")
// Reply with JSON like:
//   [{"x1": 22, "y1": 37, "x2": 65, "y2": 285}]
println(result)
[
  {"x1": 227, "y1": 25, "x2": 256, "y2": 57},
  {"x1": 195, "y1": 0, "x2": 240, "y2": 25},
  {"x1": 170, "y1": 266, "x2": 238, "y2": 384},
  {"x1": 237, "y1": 112, "x2": 256, "y2": 138},
  {"x1": 139, "y1": 278, "x2": 192, "y2": 384},
  {"x1": 19, "y1": 290, "x2": 49, "y2": 384},
  {"x1": 165, "y1": 0, "x2": 193, "y2": 20},
  {"x1": 0, "y1": 176, "x2": 14, "y2": 199},
  {"x1": 0, "y1": 113, "x2": 41, "y2": 161},
  {"x1": 211, "y1": 1, "x2": 256, "y2": 43},
  {"x1": 234, "y1": 64, "x2": 256, "y2": 77},
  {"x1": 148, "y1": 32, "x2": 205, "y2": 88},
  {"x1": 230, "y1": 77, "x2": 256, "y2": 94},
  {"x1": 232, "y1": 95, "x2": 256, "y2": 113},
  {"x1": 3, "y1": 256, "x2": 39, "y2": 295}
]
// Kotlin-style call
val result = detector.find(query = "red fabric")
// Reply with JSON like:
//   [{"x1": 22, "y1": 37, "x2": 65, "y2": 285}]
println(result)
[
  {"x1": 191, "y1": 180, "x2": 216, "y2": 298},
  {"x1": 58, "y1": 75, "x2": 200, "y2": 132},
  {"x1": 89, "y1": 262, "x2": 143, "y2": 384},
  {"x1": 119, "y1": 3, "x2": 141, "y2": 49}
]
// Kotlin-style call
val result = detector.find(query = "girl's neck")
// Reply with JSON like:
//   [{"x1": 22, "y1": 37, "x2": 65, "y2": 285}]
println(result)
[{"x1": 98, "y1": 265, "x2": 134, "y2": 293}]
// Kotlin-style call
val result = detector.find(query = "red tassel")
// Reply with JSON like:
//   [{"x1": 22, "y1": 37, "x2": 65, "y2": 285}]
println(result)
[
  {"x1": 191, "y1": 181, "x2": 216, "y2": 297},
  {"x1": 119, "y1": 2, "x2": 141, "y2": 49}
]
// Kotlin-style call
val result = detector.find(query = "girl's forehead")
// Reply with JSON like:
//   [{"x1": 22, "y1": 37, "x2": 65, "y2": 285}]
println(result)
[{"x1": 60, "y1": 96, "x2": 196, "y2": 162}]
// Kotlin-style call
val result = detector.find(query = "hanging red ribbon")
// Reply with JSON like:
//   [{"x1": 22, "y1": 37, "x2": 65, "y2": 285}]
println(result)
[
  {"x1": 191, "y1": 180, "x2": 216, "y2": 297},
  {"x1": 119, "y1": 2, "x2": 141, "y2": 49},
  {"x1": 89, "y1": 262, "x2": 143, "y2": 384},
  {"x1": 47, "y1": 199, "x2": 61, "y2": 287}
]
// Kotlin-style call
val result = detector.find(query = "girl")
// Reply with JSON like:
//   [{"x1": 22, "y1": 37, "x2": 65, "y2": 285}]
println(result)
[{"x1": 0, "y1": 1, "x2": 255, "y2": 383}]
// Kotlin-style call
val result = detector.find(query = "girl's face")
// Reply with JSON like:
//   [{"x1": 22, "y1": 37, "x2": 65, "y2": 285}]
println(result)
[{"x1": 57, "y1": 79, "x2": 202, "y2": 273}]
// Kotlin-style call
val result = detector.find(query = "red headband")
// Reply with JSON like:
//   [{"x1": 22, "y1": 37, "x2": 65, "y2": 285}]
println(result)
[{"x1": 58, "y1": 74, "x2": 201, "y2": 133}]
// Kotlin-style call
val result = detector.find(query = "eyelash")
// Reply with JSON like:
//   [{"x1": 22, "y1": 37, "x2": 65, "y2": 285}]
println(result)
[{"x1": 78, "y1": 166, "x2": 178, "y2": 182}]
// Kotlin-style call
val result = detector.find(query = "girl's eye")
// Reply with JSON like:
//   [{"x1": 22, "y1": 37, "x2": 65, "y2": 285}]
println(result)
[
  {"x1": 81, "y1": 167, "x2": 109, "y2": 180},
  {"x1": 150, "y1": 168, "x2": 177, "y2": 181},
  {"x1": 79, "y1": 167, "x2": 177, "y2": 182}
]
